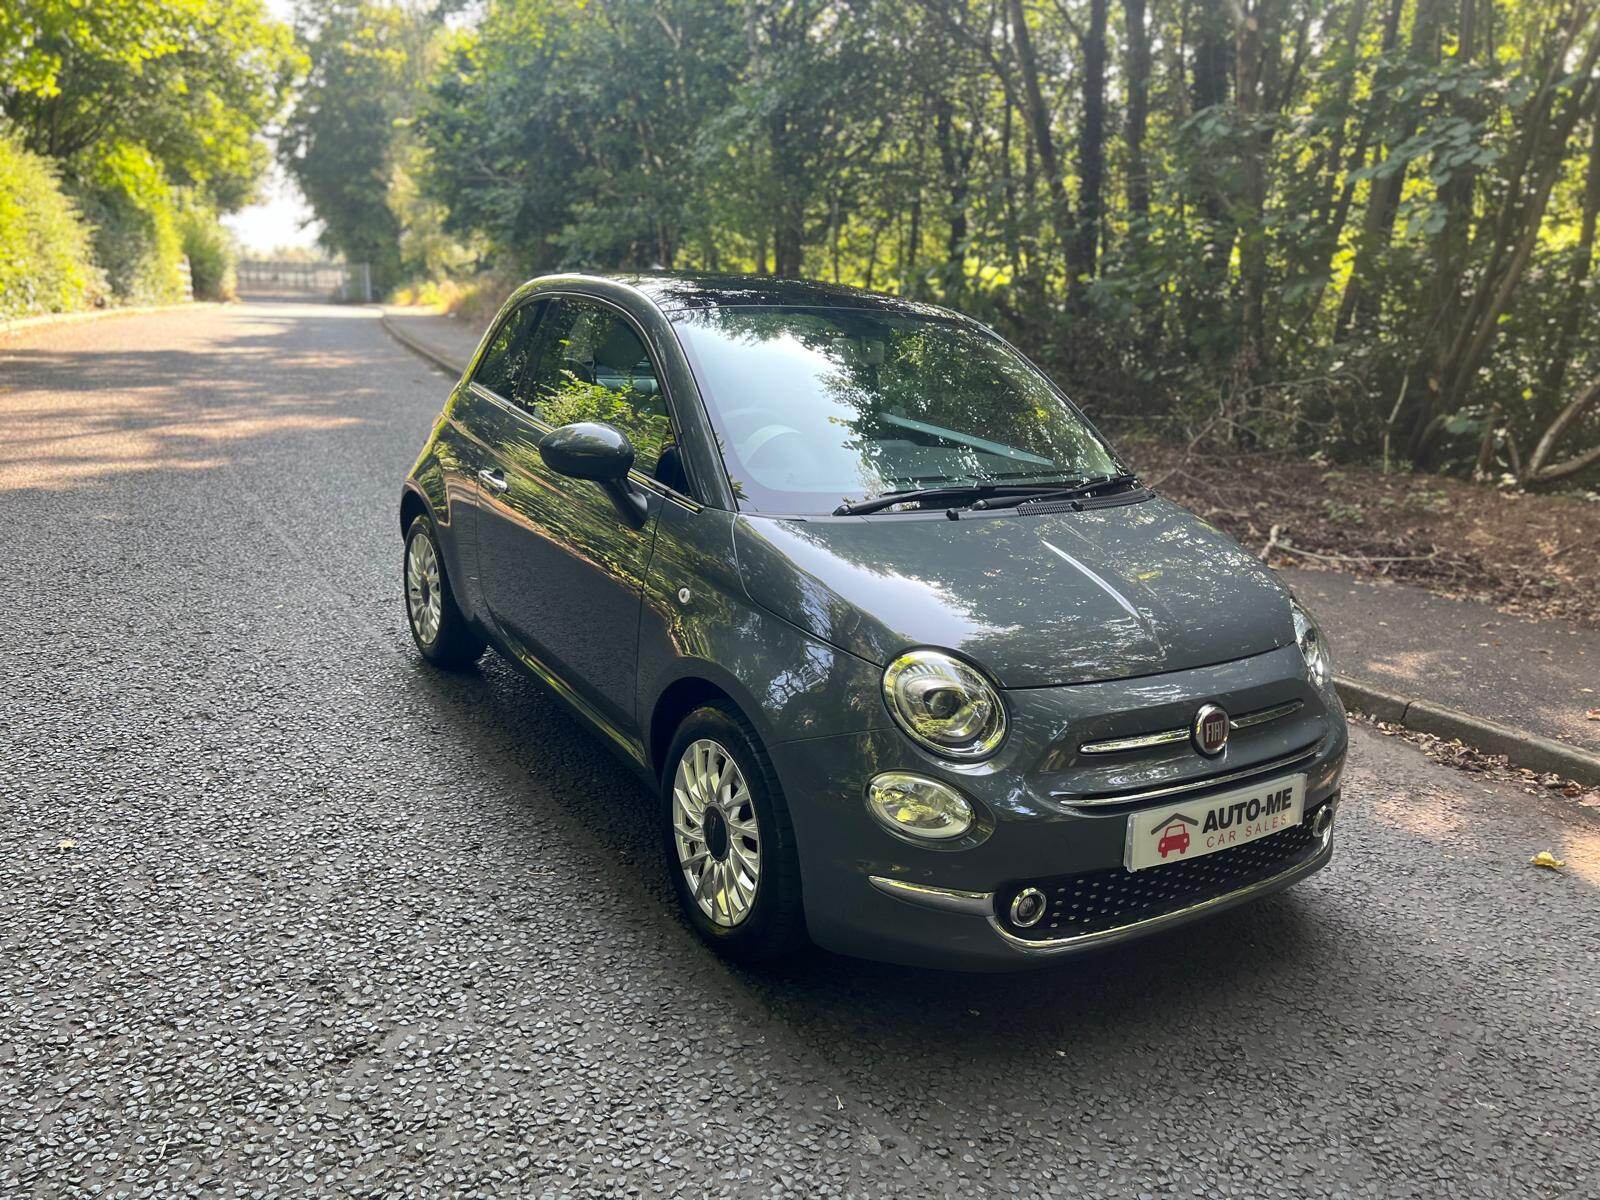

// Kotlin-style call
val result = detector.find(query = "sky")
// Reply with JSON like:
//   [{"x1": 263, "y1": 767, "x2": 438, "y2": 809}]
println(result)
[
  {"x1": 221, "y1": 0, "x2": 321, "y2": 256},
  {"x1": 222, "y1": 163, "x2": 322, "y2": 256}
]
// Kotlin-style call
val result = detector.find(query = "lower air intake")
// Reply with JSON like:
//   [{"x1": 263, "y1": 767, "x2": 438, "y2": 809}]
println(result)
[{"x1": 997, "y1": 809, "x2": 1327, "y2": 941}]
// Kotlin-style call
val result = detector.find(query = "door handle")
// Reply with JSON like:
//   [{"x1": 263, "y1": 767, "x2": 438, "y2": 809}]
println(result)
[{"x1": 477, "y1": 468, "x2": 508, "y2": 493}]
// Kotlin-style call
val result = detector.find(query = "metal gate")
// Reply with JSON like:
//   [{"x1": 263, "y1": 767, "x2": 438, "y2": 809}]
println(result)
[{"x1": 236, "y1": 260, "x2": 373, "y2": 303}]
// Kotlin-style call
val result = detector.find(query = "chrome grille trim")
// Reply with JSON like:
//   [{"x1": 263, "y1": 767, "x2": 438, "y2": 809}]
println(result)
[
  {"x1": 1230, "y1": 700, "x2": 1304, "y2": 730},
  {"x1": 1077, "y1": 699, "x2": 1305, "y2": 755},
  {"x1": 1052, "y1": 743, "x2": 1321, "y2": 809},
  {"x1": 1076, "y1": 726, "x2": 1190, "y2": 755},
  {"x1": 985, "y1": 821, "x2": 1334, "y2": 954}
]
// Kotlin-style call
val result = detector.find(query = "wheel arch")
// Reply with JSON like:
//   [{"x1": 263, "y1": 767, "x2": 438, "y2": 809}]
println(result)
[
  {"x1": 648, "y1": 670, "x2": 766, "y2": 780},
  {"x1": 400, "y1": 484, "x2": 432, "y2": 536}
]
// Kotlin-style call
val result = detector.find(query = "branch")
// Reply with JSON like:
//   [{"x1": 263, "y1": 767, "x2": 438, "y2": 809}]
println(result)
[{"x1": 1527, "y1": 376, "x2": 1600, "y2": 476}]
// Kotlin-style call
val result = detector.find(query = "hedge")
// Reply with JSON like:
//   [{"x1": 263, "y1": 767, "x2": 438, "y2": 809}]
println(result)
[{"x1": 0, "y1": 131, "x2": 104, "y2": 319}]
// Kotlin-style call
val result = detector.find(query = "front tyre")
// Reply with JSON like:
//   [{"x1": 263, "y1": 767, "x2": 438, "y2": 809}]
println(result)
[
  {"x1": 663, "y1": 704, "x2": 807, "y2": 962},
  {"x1": 404, "y1": 513, "x2": 485, "y2": 670}
]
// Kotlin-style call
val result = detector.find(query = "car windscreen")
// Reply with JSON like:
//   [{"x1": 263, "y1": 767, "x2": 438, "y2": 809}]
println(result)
[{"x1": 670, "y1": 305, "x2": 1121, "y2": 514}]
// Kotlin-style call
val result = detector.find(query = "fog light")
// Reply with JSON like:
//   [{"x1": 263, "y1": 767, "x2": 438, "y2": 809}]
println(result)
[
  {"x1": 866, "y1": 772, "x2": 974, "y2": 842},
  {"x1": 1313, "y1": 798, "x2": 1338, "y2": 836},
  {"x1": 1009, "y1": 887, "x2": 1048, "y2": 928}
]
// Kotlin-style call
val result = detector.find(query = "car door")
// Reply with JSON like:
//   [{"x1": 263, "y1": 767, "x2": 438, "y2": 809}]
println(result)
[
  {"x1": 444, "y1": 296, "x2": 547, "y2": 628},
  {"x1": 475, "y1": 295, "x2": 674, "y2": 738}
]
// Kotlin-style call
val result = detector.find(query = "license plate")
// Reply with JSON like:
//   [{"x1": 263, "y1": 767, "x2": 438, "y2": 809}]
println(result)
[{"x1": 1124, "y1": 775, "x2": 1306, "y2": 872}]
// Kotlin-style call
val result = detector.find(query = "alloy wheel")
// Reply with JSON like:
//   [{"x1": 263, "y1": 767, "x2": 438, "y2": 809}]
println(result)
[
  {"x1": 405, "y1": 531, "x2": 443, "y2": 646},
  {"x1": 672, "y1": 738, "x2": 761, "y2": 927}
]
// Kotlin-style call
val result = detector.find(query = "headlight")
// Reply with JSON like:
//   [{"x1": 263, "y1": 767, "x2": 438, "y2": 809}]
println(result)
[
  {"x1": 1291, "y1": 600, "x2": 1331, "y2": 686},
  {"x1": 882, "y1": 648, "x2": 1007, "y2": 759},
  {"x1": 866, "y1": 773, "x2": 974, "y2": 841}
]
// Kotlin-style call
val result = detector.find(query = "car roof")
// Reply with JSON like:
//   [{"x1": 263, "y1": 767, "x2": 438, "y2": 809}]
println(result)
[{"x1": 539, "y1": 272, "x2": 970, "y2": 321}]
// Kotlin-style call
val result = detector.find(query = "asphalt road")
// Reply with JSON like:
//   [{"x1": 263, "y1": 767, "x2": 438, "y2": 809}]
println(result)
[{"x1": 3, "y1": 303, "x2": 1598, "y2": 1199}]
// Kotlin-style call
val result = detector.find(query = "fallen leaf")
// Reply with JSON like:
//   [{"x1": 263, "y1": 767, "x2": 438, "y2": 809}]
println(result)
[
  {"x1": 56, "y1": 838, "x2": 75, "y2": 851},
  {"x1": 1529, "y1": 850, "x2": 1565, "y2": 871}
]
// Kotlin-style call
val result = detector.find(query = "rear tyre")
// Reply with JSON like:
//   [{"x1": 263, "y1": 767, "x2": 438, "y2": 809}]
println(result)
[
  {"x1": 662, "y1": 704, "x2": 808, "y2": 962},
  {"x1": 404, "y1": 513, "x2": 485, "y2": 670}
]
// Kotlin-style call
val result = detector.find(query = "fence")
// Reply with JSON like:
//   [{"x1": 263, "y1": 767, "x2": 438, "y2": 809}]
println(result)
[{"x1": 236, "y1": 260, "x2": 373, "y2": 303}]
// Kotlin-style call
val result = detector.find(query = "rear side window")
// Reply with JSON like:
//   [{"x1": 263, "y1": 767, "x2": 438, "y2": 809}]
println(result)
[
  {"x1": 524, "y1": 298, "x2": 672, "y2": 473},
  {"x1": 471, "y1": 300, "x2": 543, "y2": 398}
]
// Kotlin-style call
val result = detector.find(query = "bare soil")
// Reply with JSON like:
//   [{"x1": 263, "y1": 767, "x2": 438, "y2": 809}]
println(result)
[{"x1": 1126, "y1": 437, "x2": 1600, "y2": 629}]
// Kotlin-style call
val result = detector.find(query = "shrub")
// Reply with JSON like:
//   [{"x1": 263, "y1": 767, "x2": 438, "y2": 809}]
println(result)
[
  {"x1": 389, "y1": 271, "x2": 519, "y2": 327},
  {"x1": 178, "y1": 202, "x2": 238, "y2": 301},
  {"x1": 71, "y1": 143, "x2": 186, "y2": 305},
  {"x1": 0, "y1": 131, "x2": 104, "y2": 319}
]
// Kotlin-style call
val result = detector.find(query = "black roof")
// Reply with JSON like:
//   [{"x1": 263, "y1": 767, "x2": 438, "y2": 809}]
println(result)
[{"x1": 608, "y1": 272, "x2": 965, "y2": 319}]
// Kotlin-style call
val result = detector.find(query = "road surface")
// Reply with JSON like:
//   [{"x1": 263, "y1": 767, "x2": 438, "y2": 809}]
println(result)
[{"x1": 2, "y1": 303, "x2": 1597, "y2": 1198}]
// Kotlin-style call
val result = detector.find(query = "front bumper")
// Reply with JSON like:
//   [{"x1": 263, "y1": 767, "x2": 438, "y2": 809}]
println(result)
[
  {"x1": 768, "y1": 643, "x2": 1347, "y2": 971},
  {"x1": 869, "y1": 796, "x2": 1336, "y2": 959}
]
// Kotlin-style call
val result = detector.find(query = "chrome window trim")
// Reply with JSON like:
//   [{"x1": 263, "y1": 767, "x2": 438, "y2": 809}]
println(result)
[
  {"x1": 1078, "y1": 699, "x2": 1304, "y2": 756},
  {"x1": 1055, "y1": 742, "x2": 1321, "y2": 808},
  {"x1": 466, "y1": 381, "x2": 704, "y2": 514}
]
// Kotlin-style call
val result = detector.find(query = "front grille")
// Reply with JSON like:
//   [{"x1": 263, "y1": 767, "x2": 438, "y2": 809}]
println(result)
[{"x1": 997, "y1": 811, "x2": 1326, "y2": 942}]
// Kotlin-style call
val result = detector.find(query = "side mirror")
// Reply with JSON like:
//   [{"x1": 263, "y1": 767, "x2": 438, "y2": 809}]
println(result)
[{"x1": 538, "y1": 421, "x2": 648, "y2": 527}]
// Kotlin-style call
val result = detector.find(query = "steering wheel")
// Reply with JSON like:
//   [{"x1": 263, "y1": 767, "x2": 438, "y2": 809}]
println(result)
[
  {"x1": 717, "y1": 406, "x2": 773, "y2": 443},
  {"x1": 741, "y1": 423, "x2": 811, "y2": 478}
]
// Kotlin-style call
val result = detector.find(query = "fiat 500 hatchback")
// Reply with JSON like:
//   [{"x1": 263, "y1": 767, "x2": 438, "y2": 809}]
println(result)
[{"x1": 400, "y1": 274, "x2": 1346, "y2": 970}]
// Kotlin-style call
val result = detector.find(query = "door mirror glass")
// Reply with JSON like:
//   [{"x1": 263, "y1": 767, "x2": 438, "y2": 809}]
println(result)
[{"x1": 539, "y1": 421, "x2": 636, "y2": 482}]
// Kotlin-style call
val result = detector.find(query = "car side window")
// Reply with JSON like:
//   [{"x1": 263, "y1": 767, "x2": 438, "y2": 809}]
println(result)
[
  {"x1": 522, "y1": 298, "x2": 674, "y2": 476},
  {"x1": 471, "y1": 300, "x2": 544, "y2": 399}
]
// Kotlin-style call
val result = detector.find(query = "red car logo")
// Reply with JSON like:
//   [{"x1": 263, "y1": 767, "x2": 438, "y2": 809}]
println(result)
[{"x1": 1155, "y1": 816, "x2": 1196, "y2": 859}]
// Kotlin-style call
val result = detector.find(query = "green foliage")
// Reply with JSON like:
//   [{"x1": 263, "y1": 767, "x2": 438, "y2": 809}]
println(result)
[
  {"x1": 416, "y1": 0, "x2": 744, "y2": 272},
  {"x1": 178, "y1": 201, "x2": 237, "y2": 301},
  {"x1": 0, "y1": 130, "x2": 103, "y2": 318},
  {"x1": 2, "y1": 0, "x2": 298, "y2": 213},
  {"x1": 1, "y1": 0, "x2": 294, "y2": 314},
  {"x1": 281, "y1": 0, "x2": 447, "y2": 291},
  {"x1": 72, "y1": 142, "x2": 186, "y2": 305},
  {"x1": 318, "y1": 0, "x2": 1600, "y2": 483}
]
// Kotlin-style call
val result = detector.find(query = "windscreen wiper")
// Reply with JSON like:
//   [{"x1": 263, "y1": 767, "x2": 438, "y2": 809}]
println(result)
[
  {"x1": 833, "y1": 482, "x2": 1066, "y2": 516},
  {"x1": 967, "y1": 472, "x2": 1143, "y2": 511}
]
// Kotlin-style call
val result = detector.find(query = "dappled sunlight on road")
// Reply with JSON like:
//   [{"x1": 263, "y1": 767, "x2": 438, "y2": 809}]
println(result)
[
  {"x1": 0, "y1": 304, "x2": 380, "y2": 493},
  {"x1": 1550, "y1": 822, "x2": 1600, "y2": 888},
  {"x1": 1357, "y1": 648, "x2": 1436, "y2": 688},
  {"x1": 1357, "y1": 736, "x2": 1600, "y2": 889}
]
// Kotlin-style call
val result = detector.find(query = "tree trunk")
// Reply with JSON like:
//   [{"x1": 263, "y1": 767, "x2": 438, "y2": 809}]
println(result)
[
  {"x1": 1415, "y1": 20, "x2": 1600, "y2": 457},
  {"x1": 1335, "y1": 0, "x2": 1446, "y2": 337},
  {"x1": 1122, "y1": 0, "x2": 1151, "y2": 221},
  {"x1": 1523, "y1": 377, "x2": 1600, "y2": 485},
  {"x1": 1073, "y1": 0, "x2": 1109, "y2": 283},
  {"x1": 1006, "y1": 0, "x2": 1078, "y2": 275},
  {"x1": 1234, "y1": 0, "x2": 1285, "y2": 376},
  {"x1": 934, "y1": 94, "x2": 972, "y2": 303},
  {"x1": 1000, "y1": 89, "x2": 1022, "y2": 279},
  {"x1": 1412, "y1": 0, "x2": 1483, "y2": 436},
  {"x1": 1292, "y1": 0, "x2": 1390, "y2": 331},
  {"x1": 1536, "y1": 88, "x2": 1600, "y2": 406},
  {"x1": 1183, "y1": 0, "x2": 1236, "y2": 364}
]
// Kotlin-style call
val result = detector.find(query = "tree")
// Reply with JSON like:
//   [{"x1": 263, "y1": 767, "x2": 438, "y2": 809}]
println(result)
[
  {"x1": 1, "y1": 0, "x2": 296, "y2": 211},
  {"x1": 371, "y1": 0, "x2": 1600, "y2": 483},
  {"x1": 280, "y1": 0, "x2": 435, "y2": 289},
  {"x1": 417, "y1": 0, "x2": 743, "y2": 273}
]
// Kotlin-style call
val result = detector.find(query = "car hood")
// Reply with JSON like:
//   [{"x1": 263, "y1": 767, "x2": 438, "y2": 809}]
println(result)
[{"x1": 732, "y1": 498, "x2": 1294, "y2": 688}]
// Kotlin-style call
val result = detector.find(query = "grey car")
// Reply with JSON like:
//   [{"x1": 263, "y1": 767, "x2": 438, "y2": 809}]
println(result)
[{"x1": 400, "y1": 273, "x2": 1347, "y2": 970}]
